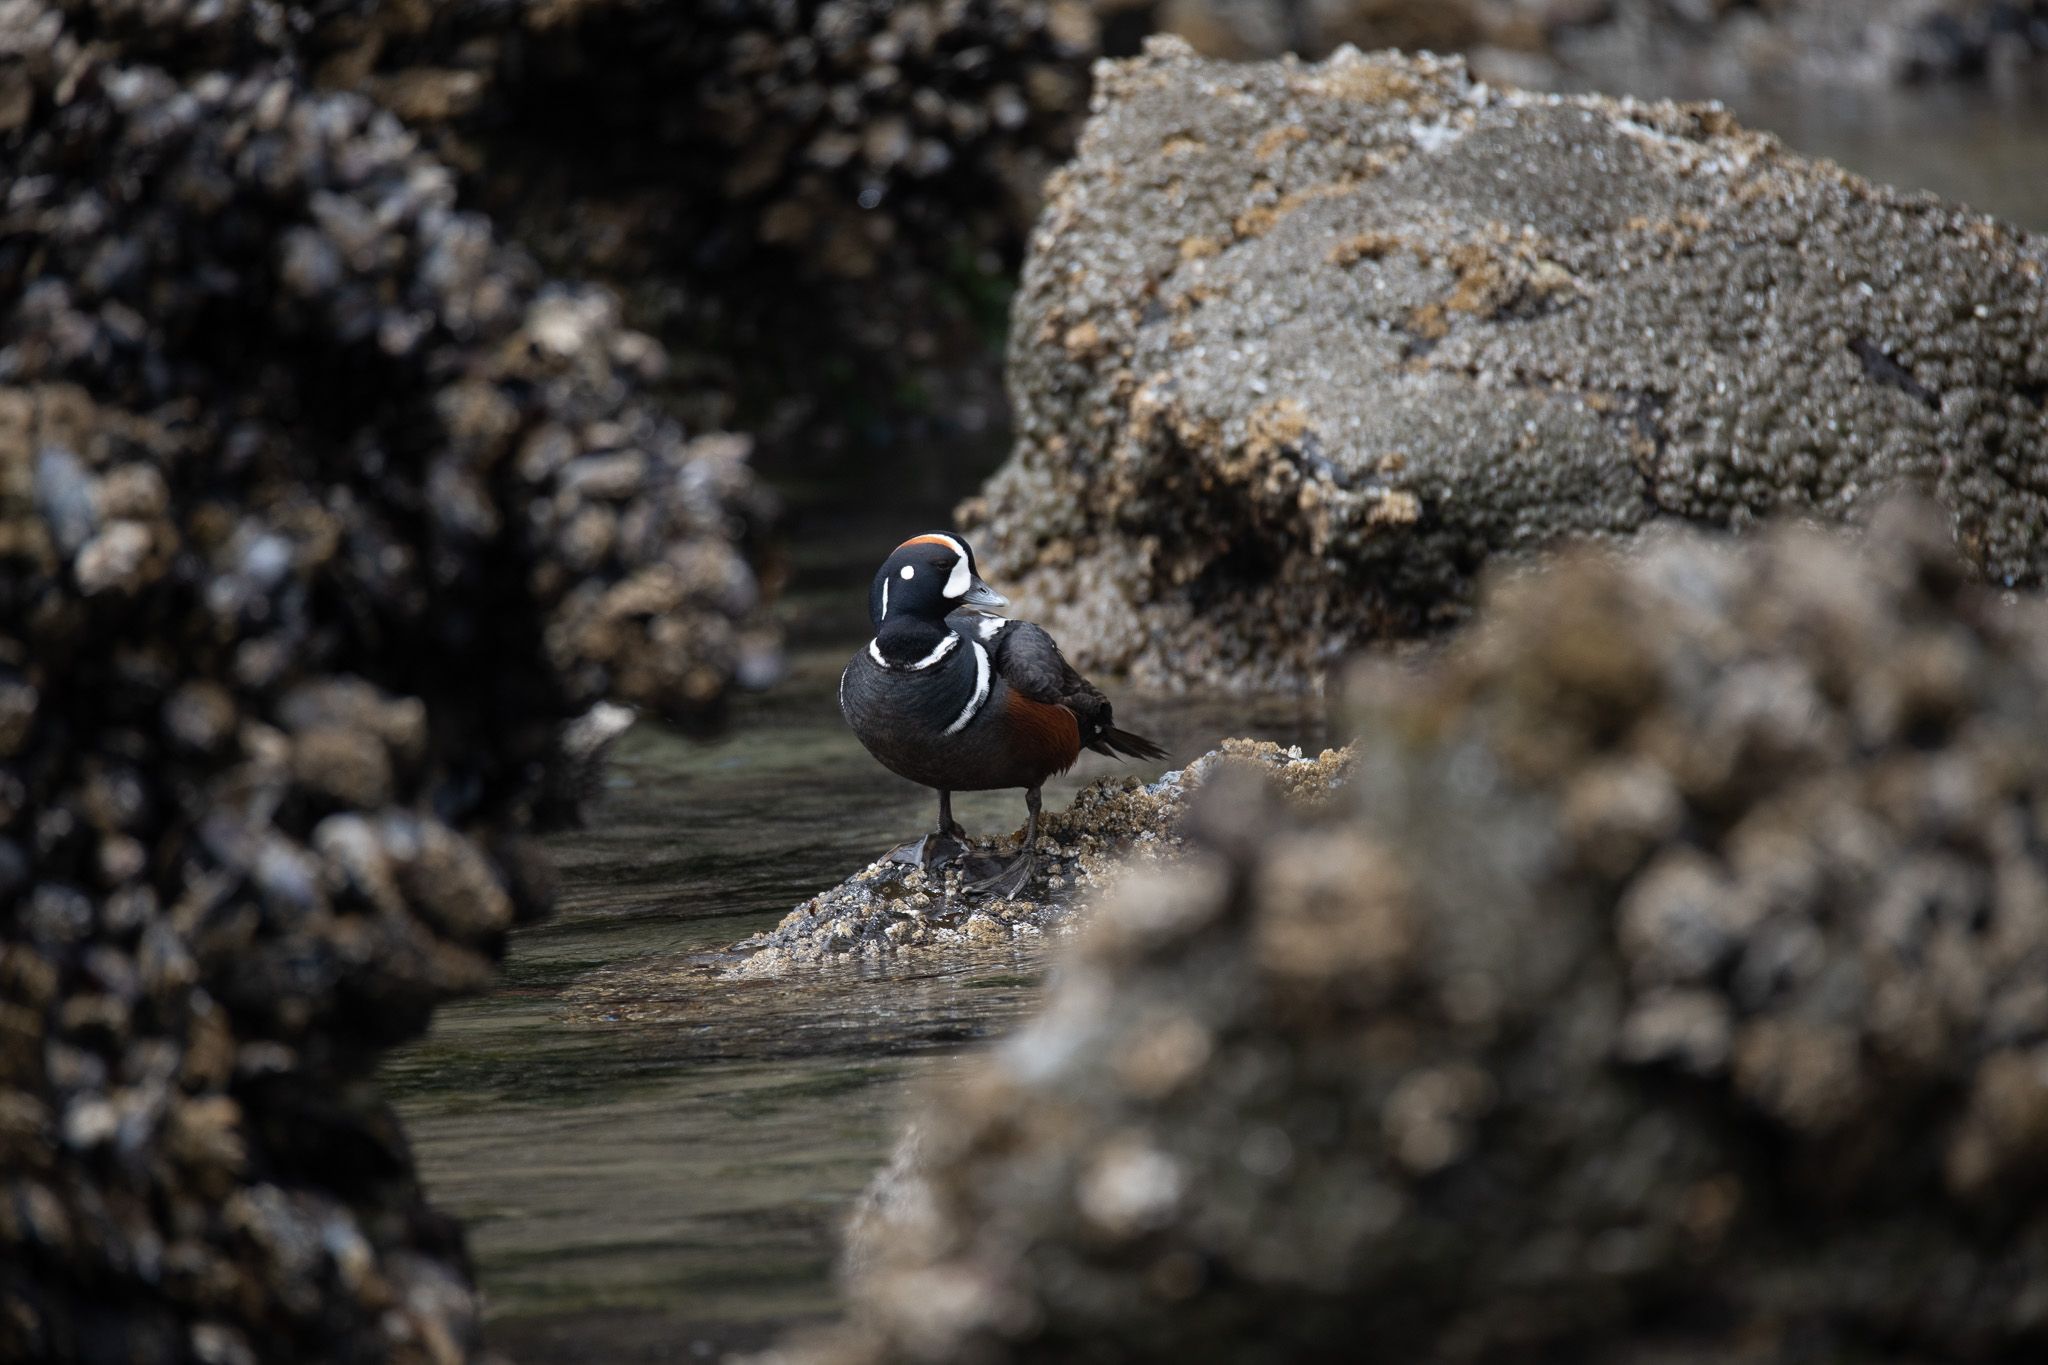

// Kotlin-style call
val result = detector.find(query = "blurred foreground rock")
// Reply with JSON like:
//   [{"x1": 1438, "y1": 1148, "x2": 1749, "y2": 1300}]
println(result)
[
  {"x1": 1, "y1": 4, "x2": 771, "y2": 1360},
  {"x1": 786, "y1": 507, "x2": 2048, "y2": 1363},
  {"x1": 728, "y1": 741, "x2": 1349, "y2": 974},
  {"x1": 967, "y1": 40, "x2": 2048, "y2": 691}
]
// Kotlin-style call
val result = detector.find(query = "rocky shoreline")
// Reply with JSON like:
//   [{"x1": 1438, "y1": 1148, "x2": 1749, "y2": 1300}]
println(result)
[{"x1": 7, "y1": 4, "x2": 2048, "y2": 1361}]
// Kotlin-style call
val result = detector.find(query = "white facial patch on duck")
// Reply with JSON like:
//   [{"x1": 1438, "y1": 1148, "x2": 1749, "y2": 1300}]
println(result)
[
  {"x1": 899, "y1": 565, "x2": 915, "y2": 579},
  {"x1": 943, "y1": 640, "x2": 991, "y2": 736},
  {"x1": 879, "y1": 579, "x2": 890, "y2": 620},
  {"x1": 942, "y1": 552, "x2": 971, "y2": 599},
  {"x1": 869, "y1": 633, "x2": 959, "y2": 671}
]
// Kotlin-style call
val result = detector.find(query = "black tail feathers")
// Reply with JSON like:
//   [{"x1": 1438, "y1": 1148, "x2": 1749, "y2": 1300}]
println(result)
[{"x1": 1093, "y1": 724, "x2": 1168, "y2": 762}]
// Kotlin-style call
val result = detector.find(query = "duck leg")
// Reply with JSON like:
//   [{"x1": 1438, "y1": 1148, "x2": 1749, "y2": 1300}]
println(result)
[
  {"x1": 938, "y1": 789, "x2": 969, "y2": 841},
  {"x1": 889, "y1": 788, "x2": 969, "y2": 869},
  {"x1": 967, "y1": 786, "x2": 1039, "y2": 900}
]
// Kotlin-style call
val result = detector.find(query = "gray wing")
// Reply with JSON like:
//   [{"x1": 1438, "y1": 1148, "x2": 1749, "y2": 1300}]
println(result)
[
  {"x1": 945, "y1": 613, "x2": 1168, "y2": 761},
  {"x1": 958, "y1": 615, "x2": 1163, "y2": 759},
  {"x1": 992, "y1": 622, "x2": 1111, "y2": 726}
]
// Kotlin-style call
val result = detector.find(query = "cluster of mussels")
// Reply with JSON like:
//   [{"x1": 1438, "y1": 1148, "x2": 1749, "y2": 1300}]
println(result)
[
  {"x1": 0, "y1": 2, "x2": 771, "y2": 1360},
  {"x1": 310, "y1": 0, "x2": 1100, "y2": 461},
  {"x1": 809, "y1": 508, "x2": 2048, "y2": 1364}
]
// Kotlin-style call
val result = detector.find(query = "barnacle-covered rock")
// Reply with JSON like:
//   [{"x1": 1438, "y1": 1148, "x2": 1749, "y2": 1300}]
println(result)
[
  {"x1": 967, "y1": 40, "x2": 2048, "y2": 692},
  {"x1": 727, "y1": 740, "x2": 1351, "y2": 974},
  {"x1": 794, "y1": 506, "x2": 2048, "y2": 1364},
  {"x1": 0, "y1": 3, "x2": 771, "y2": 1360}
]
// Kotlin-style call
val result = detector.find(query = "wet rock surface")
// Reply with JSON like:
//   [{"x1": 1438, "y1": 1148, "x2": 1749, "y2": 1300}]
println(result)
[
  {"x1": 784, "y1": 507, "x2": 2048, "y2": 1364},
  {"x1": 965, "y1": 40, "x2": 2048, "y2": 692},
  {"x1": 727, "y1": 740, "x2": 1350, "y2": 975},
  {"x1": 1, "y1": 4, "x2": 771, "y2": 1360}
]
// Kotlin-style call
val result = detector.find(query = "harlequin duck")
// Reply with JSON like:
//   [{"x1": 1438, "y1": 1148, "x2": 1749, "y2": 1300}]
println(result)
[{"x1": 840, "y1": 532, "x2": 1167, "y2": 896}]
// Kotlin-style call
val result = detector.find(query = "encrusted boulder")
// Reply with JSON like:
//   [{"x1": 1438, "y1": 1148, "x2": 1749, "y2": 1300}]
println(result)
[
  {"x1": 964, "y1": 40, "x2": 2048, "y2": 691},
  {"x1": 791, "y1": 508, "x2": 2048, "y2": 1363}
]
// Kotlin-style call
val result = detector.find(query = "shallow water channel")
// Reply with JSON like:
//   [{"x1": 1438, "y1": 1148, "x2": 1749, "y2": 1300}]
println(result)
[
  {"x1": 382, "y1": 554, "x2": 1326, "y2": 1360},
  {"x1": 384, "y1": 95, "x2": 2048, "y2": 1363}
]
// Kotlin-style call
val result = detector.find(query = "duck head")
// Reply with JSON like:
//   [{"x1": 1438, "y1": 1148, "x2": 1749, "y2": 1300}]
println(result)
[{"x1": 869, "y1": 532, "x2": 1007, "y2": 629}]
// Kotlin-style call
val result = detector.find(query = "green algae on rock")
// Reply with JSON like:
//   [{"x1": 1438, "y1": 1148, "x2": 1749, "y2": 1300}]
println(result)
[
  {"x1": 781, "y1": 506, "x2": 2048, "y2": 1364},
  {"x1": 725, "y1": 740, "x2": 1352, "y2": 975},
  {"x1": 965, "y1": 38, "x2": 2048, "y2": 693}
]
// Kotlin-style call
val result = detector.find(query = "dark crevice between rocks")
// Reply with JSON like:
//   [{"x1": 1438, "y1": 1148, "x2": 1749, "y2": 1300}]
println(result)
[
  {"x1": 1850, "y1": 336, "x2": 1941, "y2": 410},
  {"x1": 1186, "y1": 535, "x2": 1285, "y2": 618}
]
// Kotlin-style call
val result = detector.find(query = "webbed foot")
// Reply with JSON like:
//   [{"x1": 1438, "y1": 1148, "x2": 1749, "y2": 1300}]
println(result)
[
  {"x1": 965, "y1": 853, "x2": 1035, "y2": 901},
  {"x1": 888, "y1": 832, "x2": 968, "y2": 870}
]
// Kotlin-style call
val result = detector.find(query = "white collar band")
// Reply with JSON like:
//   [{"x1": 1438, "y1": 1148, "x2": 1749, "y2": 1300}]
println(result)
[{"x1": 869, "y1": 632, "x2": 960, "y2": 671}]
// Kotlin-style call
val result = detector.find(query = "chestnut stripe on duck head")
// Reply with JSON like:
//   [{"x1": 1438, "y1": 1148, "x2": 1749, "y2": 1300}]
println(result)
[{"x1": 869, "y1": 531, "x2": 1006, "y2": 628}]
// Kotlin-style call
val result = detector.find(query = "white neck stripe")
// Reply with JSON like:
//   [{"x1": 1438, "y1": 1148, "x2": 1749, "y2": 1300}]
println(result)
[
  {"x1": 943, "y1": 641, "x2": 991, "y2": 735},
  {"x1": 869, "y1": 633, "x2": 959, "y2": 671}
]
